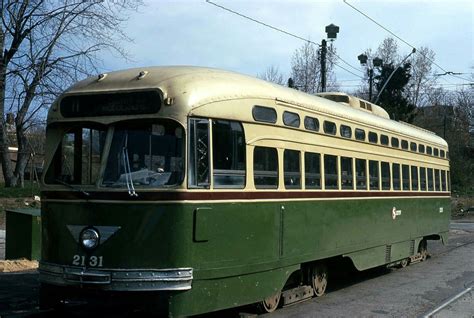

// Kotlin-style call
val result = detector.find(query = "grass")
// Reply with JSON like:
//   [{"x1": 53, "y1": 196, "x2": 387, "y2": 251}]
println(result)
[{"x1": 0, "y1": 182, "x2": 40, "y2": 198}]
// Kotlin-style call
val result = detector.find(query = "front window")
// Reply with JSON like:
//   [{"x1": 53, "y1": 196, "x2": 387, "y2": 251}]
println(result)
[
  {"x1": 103, "y1": 120, "x2": 184, "y2": 187},
  {"x1": 45, "y1": 119, "x2": 184, "y2": 188},
  {"x1": 45, "y1": 125, "x2": 107, "y2": 185}
]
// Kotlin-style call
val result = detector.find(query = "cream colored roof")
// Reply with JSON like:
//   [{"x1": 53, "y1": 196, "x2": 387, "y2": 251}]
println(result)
[{"x1": 56, "y1": 66, "x2": 447, "y2": 148}]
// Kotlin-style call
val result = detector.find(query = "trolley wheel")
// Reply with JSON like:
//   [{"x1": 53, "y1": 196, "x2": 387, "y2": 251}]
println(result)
[
  {"x1": 399, "y1": 258, "x2": 409, "y2": 268},
  {"x1": 311, "y1": 264, "x2": 328, "y2": 297},
  {"x1": 419, "y1": 239, "x2": 428, "y2": 261},
  {"x1": 256, "y1": 292, "x2": 281, "y2": 313}
]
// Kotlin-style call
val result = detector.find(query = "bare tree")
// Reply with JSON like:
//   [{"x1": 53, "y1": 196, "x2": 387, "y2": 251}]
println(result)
[
  {"x1": 407, "y1": 46, "x2": 436, "y2": 107},
  {"x1": 290, "y1": 41, "x2": 336, "y2": 94},
  {"x1": 258, "y1": 65, "x2": 285, "y2": 85},
  {"x1": 0, "y1": 0, "x2": 141, "y2": 187},
  {"x1": 376, "y1": 37, "x2": 399, "y2": 65}
]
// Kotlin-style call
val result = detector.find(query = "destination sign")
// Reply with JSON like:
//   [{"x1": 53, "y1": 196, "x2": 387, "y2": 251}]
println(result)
[{"x1": 60, "y1": 90, "x2": 161, "y2": 118}]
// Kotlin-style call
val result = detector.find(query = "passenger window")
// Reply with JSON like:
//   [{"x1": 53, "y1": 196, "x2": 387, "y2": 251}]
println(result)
[
  {"x1": 304, "y1": 116, "x2": 319, "y2": 132},
  {"x1": 380, "y1": 135, "x2": 389, "y2": 146},
  {"x1": 410, "y1": 142, "x2": 417, "y2": 152},
  {"x1": 355, "y1": 128, "x2": 366, "y2": 141},
  {"x1": 427, "y1": 168, "x2": 434, "y2": 191},
  {"x1": 254, "y1": 146, "x2": 278, "y2": 189},
  {"x1": 340, "y1": 125, "x2": 352, "y2": 138},
  {"x1": 212, "y1": 120, "x2": 245, "y2": 188},
  {"x1": 441, "y1": 170, "x2": 447, "y2": 191},
  {"x1": 391, "y1": 137, "x2": 399, "y2": 148},
  {"x1": 284, "y1": 150, "x2": 301, "y2": 189},
  {"x1": 440, "y1": 150, "x2": 445, "y2": 158},
  {"x1": 427, "y1": 146, "x2": 432, "y2": 155},
  {"x1": 252, "y1": 106, "x2": 277, "y2": 123},
  {"x1": 340, "y1": 157, "x2": 353, "y2": 189},
  {"x1": 369, "y1": 160, "x2": 379, "y2": 190},
  {"x1": 324, "y1": 155, "x2": 338, "y2": 189},
  {"x1": 420, "y1": 167, "x2": 427, "y2": 191},
  {"x1": 392, "y1": 163, "x2": 401, "y2": 190},
  {"x1": 356, "y1": 159, "x2": 367, "y2": 190},
  {"x1": 323, "y1": 121, "x2": 337, "y2": 135},
  {"x1": 434, "y1": 169, "x2": 440, "y2": 191},
  {"x1": 381, "y1": 162, "x2": 390, "y2": 190},
  {"x1": 447, "y1": 171, "x2": 450, "y2": 191},
  {"x1": 283, "y1": 111, "x2": 300, "y2": 128},
  {"x1": 368, "y1": 132, "x2": 378, "y2": 144},
  {"x1": 402, "y1": 165, "x2": 410, "y2": 190},
  {"x1": 434, "y1": 148, "x2": 439, "y2": 157},
  {"x1": 305, "y1": 152, "x2": 321, "y2": 189},
  {"x1": 401, "y1": 140, "x2": 408, "y2": 150},
  {"x1": 411, "y1": 166, "x2": 419, "y2": 191},
  {"x1": 418, "y1": 144, "x2": 425, "y2": 153}
]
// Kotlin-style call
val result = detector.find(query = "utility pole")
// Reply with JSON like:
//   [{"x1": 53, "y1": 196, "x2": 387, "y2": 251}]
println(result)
[
  {"x1": 321, "y1": 39, "x2": 327, "y2": 92},
  {"x1": 320, "y1": 24, "x2": 339, "y2": 93}
]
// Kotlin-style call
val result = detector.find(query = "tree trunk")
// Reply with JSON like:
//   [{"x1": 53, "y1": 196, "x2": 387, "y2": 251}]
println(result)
[{"x1": 0, "y1": 62, "x2": 17, "y2": 187}]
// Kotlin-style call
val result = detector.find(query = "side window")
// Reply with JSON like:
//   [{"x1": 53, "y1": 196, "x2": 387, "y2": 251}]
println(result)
[
  {"x1": 305, "y1": 152, "x2": 321, "y2": 189},
  {"x1": 369, "y1": 160, "x2": 379, "y2": 190},
  {"x1": 356, "y1": 159, "x2": 367, "y2": 190},
  {"x1": 434, "y1": 169, "x2": 440, "y2": 191},
  {"x1": 252, "y1": 106, "x2": 277, "y2": 123},
  {"x1": 212, "y1": 120, "x2": 246, "y2": 188},
  {"x1": 402, "y1": 164, "x2": 410, "y2": 190},
  {"x1": 340, "y1": 157, "x2": 353, "y2": 189},
  {"x1": 418, "y1": 144, "x2": 425, "y2": 153},
  {"x1": 391, "y1": 137, "x2": 399, "y2": 148},
  {"x1": 283, "y1": 111, "x2": 300, "y2": 128},
  {"x1": 324, "y1": 155, "x2": 338, "y2": 189},
  {"x1": 340, "y1": 125, "x2": 352, "y2": 138},
  {"x1": 427, "y1": 168, "x2": 434, "y2": 191},
  {"x1": 284, "y1": 150, "x2": 301, "y2": 189},
  {"x1": 441, "y1": 170, "x2": 447, "y2": 191},
  {"x1": 434, "y1": 148, "x2": 439, "y2": 157},
  {"x1": 392, "y1": 163, "x2": 401, "y2": 190},
  {"x1": 368, "y1": 131, "x2": 378, "y2": 144},
  {"x1": 381, "y1": 162, "x2": 390, "y2": 190},
  {"x1": 410, "y1": 142, "x2": 417, "y2": 152},
  {"x1": 420, "y1": 167, "x2": 427, "y2": 191},
  {"x1": 355, "y1": 128, "x2": 366, "y2": 141},
  {"x1": 323, "y1": 121, "x2": 337, "y2": 135},
  {"x1": 188, "y1": 118, "x2": 210, "y2": 188},
  {"x1": 440, "y1": 150, "x2": 445, "y2": 158},
  {"x1": 380, "y1": 135, "x2": 389, "y2": 146},
  {"x1": 411, "y1": 166, "x2": 419, "y2": 191},
  {"x1": 304, "y1": 116, "x2": 319, "y2": 132},
  {"x1": 427, "y1": 146, "x2": 433, "y2": 155},
  {"x1": 401, "y1": 140, "x2": 408, "y2": 150},
  {"x1": 254, "y1": 147, "x2": 278, "y2": 189}
]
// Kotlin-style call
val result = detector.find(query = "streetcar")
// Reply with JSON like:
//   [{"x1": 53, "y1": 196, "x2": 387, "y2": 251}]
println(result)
[{"x1": 39, "y1": 66, "x2": 450, "y2": 316}]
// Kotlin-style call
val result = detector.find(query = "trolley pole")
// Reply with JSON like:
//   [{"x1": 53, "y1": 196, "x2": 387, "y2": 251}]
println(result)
[{"x1": 321, "y1": 39, "x2": 327, "y2": 92}]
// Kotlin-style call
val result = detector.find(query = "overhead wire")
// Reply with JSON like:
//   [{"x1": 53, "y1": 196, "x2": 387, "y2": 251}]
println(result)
[
  {"x1": 343, "y1": 0, "x2": 473, "y2": 83},
  {"x1": 206, "y1": 0, "x2": 365, "y2": 79}
]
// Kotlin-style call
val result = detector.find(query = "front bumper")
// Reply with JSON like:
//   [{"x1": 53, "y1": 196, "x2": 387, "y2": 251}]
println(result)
[{"x1": 39, "y1": 262, "x2": 193, "y2": 291}]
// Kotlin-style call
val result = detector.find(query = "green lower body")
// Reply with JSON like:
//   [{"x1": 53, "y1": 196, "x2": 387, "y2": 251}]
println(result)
[{"x1": 41, "y1": 196, "x2": 450, "y2": 316}]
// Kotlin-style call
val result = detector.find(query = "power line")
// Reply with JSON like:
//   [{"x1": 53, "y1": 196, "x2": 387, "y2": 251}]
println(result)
[
  {"x1": 343, "y1": 0, "x2": 473, "y2": 83},
  {"x1": 206, "y1": 0, "x2": 365, "y2": 79}
]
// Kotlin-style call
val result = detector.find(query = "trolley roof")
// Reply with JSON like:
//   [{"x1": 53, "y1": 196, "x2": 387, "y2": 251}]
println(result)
[{"x1": 51, "y1": 66, "x2": 447, "y2": 148}]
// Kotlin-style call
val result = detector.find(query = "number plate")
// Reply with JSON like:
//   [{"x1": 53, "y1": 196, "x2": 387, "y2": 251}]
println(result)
[{"x1": 72, "y1": 255, "x2": 104, "y2": 267}]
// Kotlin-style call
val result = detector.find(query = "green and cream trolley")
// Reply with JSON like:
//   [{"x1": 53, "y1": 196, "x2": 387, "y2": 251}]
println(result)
[{"x1": 39, "y1": 66, "x2": 450, "y2": 316}]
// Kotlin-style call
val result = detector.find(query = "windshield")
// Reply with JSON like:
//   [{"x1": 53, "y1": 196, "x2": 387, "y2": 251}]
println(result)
[
  {"x1": 44, "y1": 119, "x2": 184, "y2": 188},
  {"x1": 103, "y1": 120, "x2": 184, "y2": 188}
]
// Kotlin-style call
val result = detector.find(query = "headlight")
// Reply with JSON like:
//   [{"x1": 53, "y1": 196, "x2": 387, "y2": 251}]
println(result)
[{"x1": 80, "y1": 228, "x2": 100, "y2": 250}]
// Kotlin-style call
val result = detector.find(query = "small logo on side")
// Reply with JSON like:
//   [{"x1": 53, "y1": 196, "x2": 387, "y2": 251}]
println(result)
[{"x1": 392, "y1": 207, "x2": 402, "y2": 220}]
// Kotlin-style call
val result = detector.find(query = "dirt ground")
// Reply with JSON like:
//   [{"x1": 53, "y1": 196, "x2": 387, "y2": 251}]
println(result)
[{"x1": 0, "y1": 259, "x2": 38, "y2": 273}]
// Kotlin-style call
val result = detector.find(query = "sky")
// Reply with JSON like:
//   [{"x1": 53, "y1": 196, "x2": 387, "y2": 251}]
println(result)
[{"x1": 102, "y1": 0, "x2": 473, "y2": 92}]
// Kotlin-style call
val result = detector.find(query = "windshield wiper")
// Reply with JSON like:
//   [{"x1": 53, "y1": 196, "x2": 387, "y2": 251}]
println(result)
[
  {"x1": 55, "y1": 179, "x2": 90, "y2": 197},
  {"x1": 122, "y1": 133, "x2": 138, "y2": 197}
]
